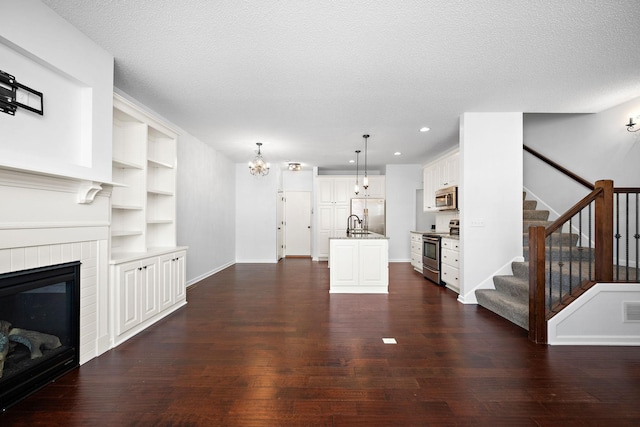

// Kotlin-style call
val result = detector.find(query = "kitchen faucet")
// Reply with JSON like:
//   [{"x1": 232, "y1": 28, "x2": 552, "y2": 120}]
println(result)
[{"x1": 346, "y1": 214, "x2": 362, "y2": 235}]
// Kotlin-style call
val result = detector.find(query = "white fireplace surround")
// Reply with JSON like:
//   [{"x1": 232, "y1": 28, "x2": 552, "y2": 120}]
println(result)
[{"x1": 0, "y1": 167, "x2": 112, "y2": 364}]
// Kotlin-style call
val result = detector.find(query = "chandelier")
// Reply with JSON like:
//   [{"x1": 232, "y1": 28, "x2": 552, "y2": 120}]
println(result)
[{"x1": 248, "y1": 142, "x2": 270, "y2": 176}]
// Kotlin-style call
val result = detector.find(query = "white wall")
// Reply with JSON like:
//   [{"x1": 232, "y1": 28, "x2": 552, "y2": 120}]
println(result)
[
  {"x1": 385, "y1": 164, "x2": 423, "y2": 262},
  {"x1": 283, "y1": 170, "x2": 313, "y2": 191},
  {"x1": 524, "y1": 96, "x2": 640, "y2": 217},
  {"x1": 459, "y1": 113, "x2": 523, "y2": 303},
  {"x1": 548, "y1": 283, "x2": 640, "y2": 346},
  {"x1": 1, "y1": 0, "x2": 113, "y2": 182},
  {"x1": 235, "y1": 164, "x2": 281, "y2": 262},
  {"x1": 177, "y1": 132, "x2": 236, "y2": 285}
]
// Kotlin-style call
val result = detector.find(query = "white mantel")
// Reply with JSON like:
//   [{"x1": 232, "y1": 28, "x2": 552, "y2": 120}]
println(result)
[{"x1": 0, "y1": 166, "x2": 112, "y2": 364}]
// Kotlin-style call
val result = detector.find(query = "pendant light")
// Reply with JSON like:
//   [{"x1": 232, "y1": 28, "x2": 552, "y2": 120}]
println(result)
[
  {"x1": 354, "y1": 150, "x2": 361, "y2": 195},
  {"x1": 362, "y1": 134, "x2": 370, "y2": 189},
  {"x1": 248, "y1": 142, "x2": 270, "y2": 176}
]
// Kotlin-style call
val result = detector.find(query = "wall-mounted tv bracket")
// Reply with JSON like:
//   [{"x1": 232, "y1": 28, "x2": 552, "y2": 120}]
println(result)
[{"x1": 0, "y1": 69, "x2": 44, "y2": 116}]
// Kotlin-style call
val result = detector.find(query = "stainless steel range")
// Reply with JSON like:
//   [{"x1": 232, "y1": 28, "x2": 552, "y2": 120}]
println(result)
[{"x1": 422, "y1": 219, "x2": 459, "y2": 285}]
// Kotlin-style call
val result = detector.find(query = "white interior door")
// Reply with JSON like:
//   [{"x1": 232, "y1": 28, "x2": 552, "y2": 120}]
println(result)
[
  {"x1": 285, "y1": 191, "x2": 311, "y2": 256},
  {"x1": 277, "y1": 191, "x2": 284, "y2": 260}
]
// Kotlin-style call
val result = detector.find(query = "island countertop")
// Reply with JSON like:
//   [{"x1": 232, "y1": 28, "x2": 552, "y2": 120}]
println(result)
[{"x1": 330, "y1": 232, "x2": 389, "y2": 240}]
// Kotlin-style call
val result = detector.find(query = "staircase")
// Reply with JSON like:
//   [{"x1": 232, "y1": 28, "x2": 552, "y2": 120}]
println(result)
[{"x1": 475, "y1": 192, "x2": 592, "y2": 330}]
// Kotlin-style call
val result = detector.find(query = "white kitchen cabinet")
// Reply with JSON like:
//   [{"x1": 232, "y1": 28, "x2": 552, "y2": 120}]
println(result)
[
  {"x1": 316, "y1": 175, "x2": 386, "y2": 260},
  {"x1": 410, "y1": 232, "x2": 423, "y2": 272},
  {"x1": 423, "y1": 150, "x2": 459, "y2": 211},
  {"x1": 362, "y1": 175, "x2": 385, "y2": 198},
  {"x1": 317, "y1": 204, "x2": 349, "y2": 259},
  {"x1": 110, "y1": 93, "x2": 188, "y2": 347},
  {"x1": 317, "y1": 177, "x2": 354, "y2": 260},
  {"x1": 329, "y1": 237, "x2": 389, "y2": 293},
  {"x1": 318, "y1": 177, "x2": 352, "y2": 204},
  {"x1": 441, "y1": 238, "x2": 460, "y2": 293}
]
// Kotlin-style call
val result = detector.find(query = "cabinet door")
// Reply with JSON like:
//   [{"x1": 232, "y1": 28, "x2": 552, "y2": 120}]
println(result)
[
  {"x1": 333, "y1": 205, "x2": 349, "y2": 237},
  {"x1": 441, "y1": 152, "x2": 459, "y2": 188},
  {"x1": 317, "y1": 204, "x2": 333, "y2": 258},
  {"x1": 359, "y1": 240, "x2": 389, "y2": 287},
  {"x1": 117, "y1": 261, "x2": 141, "y2": 335},
  {"x1": 140, "y1": 260, "x2": 159, "y2": 321},
  {"x1": 317, "y1": 178, "x2": 334, "y2": 204},
  {"x1": 329, "y1": 239, "x2": 358, "y2": 285},
  {"x1": 364, "y1": 176, "x2": 385, "y2": 198},
  {"x1": 333, "y1": 178, "x2": 352, "y2": 204},
  {"x1": 173, "y1": 253, "x2": 186, "y2": 303},
  {"x1": 158, "y1": 253, "x2": 174, "y2": 311},
  {"x1": 423, "y1": 166, "x2": 437, "y2": 211}
]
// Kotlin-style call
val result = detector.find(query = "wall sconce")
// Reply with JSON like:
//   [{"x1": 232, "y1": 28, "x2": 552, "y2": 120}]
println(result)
[
  {"x1": 288, "y1": 163, "x2": 301, "y2": 171},
  {"x1": 626, "y1": 117, "x2": 639, "y2": 132}
]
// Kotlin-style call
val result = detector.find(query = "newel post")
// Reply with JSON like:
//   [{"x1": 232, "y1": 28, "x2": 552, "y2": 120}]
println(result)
[
  {"x1": 528, "y1": 225, "x2": 547, "y2": 343},
  {"x1": 594, "y1": 180, "x2": 614, "y2": 282}
]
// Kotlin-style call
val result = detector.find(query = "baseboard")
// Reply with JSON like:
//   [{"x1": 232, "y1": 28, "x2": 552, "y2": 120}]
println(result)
[
  {"x1": 458, "y1": 256, "x2": 523, "y2": 304},
  {"x1": 186, "y1": 260, "x2": 235, "y2": 287}
]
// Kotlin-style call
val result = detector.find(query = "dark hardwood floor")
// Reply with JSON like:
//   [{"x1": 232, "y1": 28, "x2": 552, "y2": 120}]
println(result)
[{"x1": 2, "y1": 260, "x2": 639, "y2": 426}]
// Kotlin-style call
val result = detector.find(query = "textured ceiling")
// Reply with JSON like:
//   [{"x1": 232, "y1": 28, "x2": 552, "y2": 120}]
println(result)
[{"x1": 41, "y1": 0, "x2": 640, "y2": 171}]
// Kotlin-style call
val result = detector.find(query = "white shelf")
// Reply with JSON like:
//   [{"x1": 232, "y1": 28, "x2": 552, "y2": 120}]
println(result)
[
  {"x1": 113, "y1": 158, "x2": 144, "y2": 170},
  {"x1": 148, "y1": 158, "x2": 174, "y2": 169},
  {"x1": 110, "y1": 93, "x2": 179, "y2": 255},
  {"x1": 147, "y1": 189, "x2": 173, "y2": 196},
  {"x1": 112, "y1": 204, "x2": 143, "y2": 210},
  {"x1": 112, "y1": 230, "x2": 144, "y2": 237}
]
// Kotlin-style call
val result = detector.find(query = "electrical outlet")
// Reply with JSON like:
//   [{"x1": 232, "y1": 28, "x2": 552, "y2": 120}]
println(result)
[{"x1": 470, "y1": 218, "x2": 485, "y2": 227}]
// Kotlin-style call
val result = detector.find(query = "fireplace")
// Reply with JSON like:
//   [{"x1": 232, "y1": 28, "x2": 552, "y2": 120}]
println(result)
[{"x1": 0, "y1": 261, "x2": 80, "y2": 411}]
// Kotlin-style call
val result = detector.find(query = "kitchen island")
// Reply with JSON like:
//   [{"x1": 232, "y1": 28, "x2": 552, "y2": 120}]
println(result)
[{"x1": 329, "y1": 232, "x2": 389, "y2": 293}]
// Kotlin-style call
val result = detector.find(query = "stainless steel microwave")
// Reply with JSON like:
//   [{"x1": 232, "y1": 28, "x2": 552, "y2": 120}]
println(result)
[{"x1": 435, "y1": 186, "x2": 458, "y2": 211}]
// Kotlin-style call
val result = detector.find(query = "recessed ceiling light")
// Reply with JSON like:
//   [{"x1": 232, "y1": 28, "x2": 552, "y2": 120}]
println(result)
[
  {"x1": 420, "y1": 127, "x2": 430, "y2": 132},
  {"x1": 394, "y1": 152, "x2": 401, "y2": 156},
  {"x1": 349, "y1": 159, "x2": 355, "y2": 163}
]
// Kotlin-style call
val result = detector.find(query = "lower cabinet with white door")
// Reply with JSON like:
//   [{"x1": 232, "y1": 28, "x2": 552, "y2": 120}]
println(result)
[
  {"x1": 329, "y1": 235, "x2": 389, "y2": 293},
  {"x1": 410, "y1": 232, "x2": 423, "y2": 272},
  {"x1": 440, "y1": 238, "x2": 460, "y2": 293},
  {"x1": 111, "y1": 248, "x2": 187, "y2": 346}
]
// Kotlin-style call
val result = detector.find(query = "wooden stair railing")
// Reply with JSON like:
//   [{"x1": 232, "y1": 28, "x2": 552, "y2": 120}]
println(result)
[
  {"x1": 528, "y1": 180, "x2": 613, "y2": 344},
  {"x1": 524, "y1": 145, "x2": 639, "y2": 344}
]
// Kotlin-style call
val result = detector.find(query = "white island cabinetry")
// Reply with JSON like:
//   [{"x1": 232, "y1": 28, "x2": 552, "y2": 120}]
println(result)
[{"x1": 329, "y1": 235, "x2": 389, "y2": 293}]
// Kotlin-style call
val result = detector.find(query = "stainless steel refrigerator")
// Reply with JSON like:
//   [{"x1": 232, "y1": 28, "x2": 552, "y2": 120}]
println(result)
[{"x1": 350, "y1": 198, "x2": 386, "y2": 236}]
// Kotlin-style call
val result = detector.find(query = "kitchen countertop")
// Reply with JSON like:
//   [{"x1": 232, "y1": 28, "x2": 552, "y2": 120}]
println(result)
[
  {"x1": 331, "y1": 232, "x2": 389, "y2": 239},
  {"x1": 411, "y1": 230, "x2": 460, "y2": 240}
]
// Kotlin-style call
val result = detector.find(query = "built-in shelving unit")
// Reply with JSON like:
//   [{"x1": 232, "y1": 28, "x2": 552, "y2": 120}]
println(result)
[{"x1": 109, "y1": 93, "x2": 187, "y2": 346}]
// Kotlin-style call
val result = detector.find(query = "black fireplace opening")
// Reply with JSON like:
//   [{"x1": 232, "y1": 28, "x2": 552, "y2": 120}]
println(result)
[{"x1": 0, "y1": 261, "x2": 80, "y2": 411}]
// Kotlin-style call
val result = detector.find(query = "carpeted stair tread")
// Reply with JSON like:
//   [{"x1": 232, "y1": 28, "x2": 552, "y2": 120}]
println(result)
[
  {"x1": 492, "y1": 275, "x2": 528, "y2": 301},
  {"x1": 522, "y1": 231, "x2": 579, "y2": 247},
  {"x1": 523, "y1": 200, "x2": 538, "y2": 210},
  {"x1": 523, "y1": 245, "x2": 595, "y2": 262},
  {"x1": 475, "y1": 289, "x2": 528, "y2": 330},
  {"x1": 523, "y1": 209, "x2": 550, "y2": 221}
]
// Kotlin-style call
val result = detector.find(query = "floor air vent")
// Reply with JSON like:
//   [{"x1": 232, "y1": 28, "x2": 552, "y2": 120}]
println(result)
[{"x1": 623, "y1": 302, "x2": 640, "y2": 322}]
